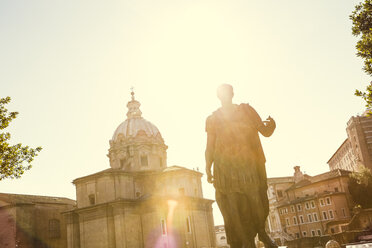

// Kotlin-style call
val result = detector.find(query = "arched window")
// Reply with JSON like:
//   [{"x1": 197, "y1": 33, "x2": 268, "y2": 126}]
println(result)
[{"x1": 49, "y1": 219, "x2": 61, "y2": 239}]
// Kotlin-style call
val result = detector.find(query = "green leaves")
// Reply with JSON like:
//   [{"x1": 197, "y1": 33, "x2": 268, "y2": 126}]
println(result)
[
  {"x1": 348, "y1": 165, "x2": 372, "y2": 208},
  {"x1": 0, "y1": 97, "x2": 42, "y2": 180},
  {"x1": 351, "y1": 1, "x2": 372, "y2": 111},
  {"x1": 355, "y1": 83, "x2": 372, "y2": 115}
]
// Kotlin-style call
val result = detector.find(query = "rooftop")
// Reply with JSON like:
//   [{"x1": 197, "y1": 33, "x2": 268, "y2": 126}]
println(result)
[
  {"x1": 285, "y1": 169, "x2": 351, "y2": 191},
  {"x1": 73, "y1": 165, "x2": 202, "y2": 184},
  {"x1": 0, "y1": 192, "x2": 76, "y2": 206}
]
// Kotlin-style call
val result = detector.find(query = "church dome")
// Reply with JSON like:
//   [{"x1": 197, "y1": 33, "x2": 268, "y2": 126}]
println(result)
[
  {"x1": 111, "y1": 90, "x2": 163, "y2": 142},
  {"x1": 108, "y1": 90, "x2": 167, "y2": 171},
  {"x1": 112, "y1": 118, "x2": 161, "y2": 141}
]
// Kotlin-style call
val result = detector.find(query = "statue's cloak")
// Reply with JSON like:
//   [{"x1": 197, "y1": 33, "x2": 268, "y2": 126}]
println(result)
[{"x1": 206, "y1": 103, "x2": 269, "y2": 194}]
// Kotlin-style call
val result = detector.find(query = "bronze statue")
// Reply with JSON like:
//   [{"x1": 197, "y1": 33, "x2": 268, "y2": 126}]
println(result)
[{"x1": 205, "y1": 84, "x2": 277, "y2": 248}]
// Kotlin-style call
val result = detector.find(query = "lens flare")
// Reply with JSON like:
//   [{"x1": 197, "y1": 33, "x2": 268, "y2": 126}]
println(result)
[{"x1": 152, "y1": 199, "x2": 179, "y2": 248}]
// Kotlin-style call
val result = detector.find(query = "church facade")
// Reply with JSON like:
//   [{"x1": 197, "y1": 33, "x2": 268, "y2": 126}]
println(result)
[{"x1": 63, "y1": 92, "x2": 216, "y2": 248}]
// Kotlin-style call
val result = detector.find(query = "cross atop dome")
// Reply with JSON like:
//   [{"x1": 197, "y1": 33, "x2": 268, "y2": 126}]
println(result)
[{"x1": 126, "y1": 88, "x2": 142, "y2": 119}]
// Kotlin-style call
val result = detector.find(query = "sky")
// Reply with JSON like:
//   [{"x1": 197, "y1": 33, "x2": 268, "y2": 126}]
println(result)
[{"x1": 0, "y1": 0, "x2": 368, "y2": 225}]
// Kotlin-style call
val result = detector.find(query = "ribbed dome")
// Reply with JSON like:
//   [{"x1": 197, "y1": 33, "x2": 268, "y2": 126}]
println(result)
[
  {"x1": 112, "y1": 118, "x2": 160, "y2": 141},
  {"x1": 111, "y1": 90, "x2": 162, "y2": 141},
  {"x1": 108, "y1": 90, "x2": 167, "y2": 171}
]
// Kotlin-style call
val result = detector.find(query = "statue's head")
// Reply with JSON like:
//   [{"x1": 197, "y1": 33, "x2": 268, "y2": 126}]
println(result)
[{"x1": 217, "y1": 84, "x2": 234, "y2": 104}]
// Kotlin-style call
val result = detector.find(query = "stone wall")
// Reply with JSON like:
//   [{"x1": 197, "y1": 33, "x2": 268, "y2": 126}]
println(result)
[{"x1": 0, "y1": 198, "x2": 74, "y2": 248}]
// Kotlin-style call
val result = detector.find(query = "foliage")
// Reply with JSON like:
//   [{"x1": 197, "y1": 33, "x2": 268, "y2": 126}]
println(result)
[
  {"x1": 351, "y1": 0, "x2": 372, "y2": 113},
  {"x1": 348, "y1": 165, "x2": 372, "y2": 208},
  {"x1": 0, "y1": 97, "x2": 42, "y2": 180}
]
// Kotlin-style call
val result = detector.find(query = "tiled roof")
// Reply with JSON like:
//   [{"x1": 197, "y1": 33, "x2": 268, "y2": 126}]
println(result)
[
  {"x1": 0, "y1": 193, "x2": 76, "y2": 206},
  {"x1": 310, "y1": 169, "x2": 350, "y2": 183},
  {"x1": 286, "y1": 169, "x2": 351, "y2": 191}
]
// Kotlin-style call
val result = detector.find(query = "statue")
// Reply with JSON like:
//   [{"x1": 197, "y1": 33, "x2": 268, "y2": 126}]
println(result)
[{"x1": 205, "y1": 84, "x2": 277, "y2": 248}]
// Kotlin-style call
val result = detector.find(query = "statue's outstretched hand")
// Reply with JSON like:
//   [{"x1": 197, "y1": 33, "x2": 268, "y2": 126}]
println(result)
[{"x1": 263, "y1": 116, "x2": 275, "y2": 127}]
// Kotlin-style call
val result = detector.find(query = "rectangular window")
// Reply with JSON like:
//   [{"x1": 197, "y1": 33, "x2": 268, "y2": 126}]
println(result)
[
  {"x1": 88, "y1": 194, "x2": 95, "y2": 205},
  {"x1": 299, "y1": 215, "x2": 304, "y2": 224},
  {"x1": 326, "y1": 197, "x2": 331, "y2": 205},
  {"x1": 297, "y1": 204, "x2": 302, "y2": 211},
  {"x1": 313, "y1": 213, "x2": 318, "y2": 222},
  {"x1": 302, "y1": 231, "x2": 307, "y2": 237},
  {"x1": 141, "y1": 155, "x2": 148, "y2": 167},
  {"x1": 285, "y1": 218, "x2": 290, "y2": 226},
  {"x1": 322, "y1": 211, "x2": 328, "y2": 220},
  {"x1": 277, "y1": 190, "x2": 283, "y2": 198},
  {"x1": 329, "y1": 210, "x2": 334, "y2": 219},
  {"x1": 317, "y1": 229, "x2": 322, "y2": 236},
  {"x1": 310, "y1": 201, "x2": 315, "y2": 208},
  {"x1": 49, "y1": 219, "x2": 61, "y2": 239},
  {"x1": 291, "y1": 205, "x2": 295, "y2": 213},
  {"x1": 305, "y1": 202, "x2": 310, "y2": 209},
  {"x1": 320, "y1": 199, "x2": 325, "y2": 206},
  {"x1": 342, "y1": 208, "x2": 346, "y2": 217},
  {"x1": 186, "y1": 216, "x2": 191, "y2": 233},
  {"x1": 334, "y1": 187, "x2": 339, "y2": 192},
  {"x1": 279, "y1": 209, "x2": 282, "y2": 215},
  {"x1": 307, "y1": 214, "x2": 312, "y2": 223},
  {"x1": 161, "y1": 219, "x2": 167, "y2": 236},
  {"x1": 311, "y1": 230, "x2": 316, "y2": 237},
  {"x1": 284, "y1": 208, "x2": 288, "y2": 214},
  {"x1": 293, "y1": 216, "x2": 297, "y2": 225},
  {"x1": 295, "y1": 233, "x2": 300, "y2": 239}
]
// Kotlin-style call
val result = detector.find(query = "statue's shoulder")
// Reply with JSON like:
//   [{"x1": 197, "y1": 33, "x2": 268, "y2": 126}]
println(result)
[
  {"x1": 239, "y1": 103, "x2": 252, "y2": 109},
  {"x1": 239, "y1": 103, "x2": 255, "y2": 114},
  {"x1": 239, "y1": 103, "x2": 262, "y2": 124},
  {"x1": 208, "y1": 107, "x2": 222, "y2": 119},
  {"x1": 205, "y1": 108, "x2": 222, "y2": 132}
]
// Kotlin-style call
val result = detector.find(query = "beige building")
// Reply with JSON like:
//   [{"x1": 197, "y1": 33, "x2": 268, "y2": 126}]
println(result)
[
  {"x1": 328, "y1": 112, "x2": 372, "y2": 172},
  {"x1": 0, "y1": 193, "x2": 75, "y2": 248},
  {"x1": 273, "y1": 167, "x2": 354, "y2": 247},
  {"x1": 266, "y1": 176, "x2": 295, "y2": 246},
  {"x1": 63, "y1": 91, "x2": 216, "y2": 248},
  {"x1": 328, "y1": 139, "x2": 358, "y2": 172},
  {"x1": 215, "y1": 225, "x2": 229, "y2": 248}
]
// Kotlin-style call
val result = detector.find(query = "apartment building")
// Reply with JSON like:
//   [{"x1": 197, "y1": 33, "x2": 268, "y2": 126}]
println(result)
[
  {"x1": 328, "y1": 111, "x2": 372, "y2": 172},
  {"x1": 270, "y1": 167, "x2": 354, "y2": 247}
]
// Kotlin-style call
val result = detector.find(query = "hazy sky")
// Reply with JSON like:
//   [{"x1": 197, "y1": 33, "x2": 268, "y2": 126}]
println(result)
[{"x1": 0, "y1": 0, "x2": 367, "y2": 225}]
